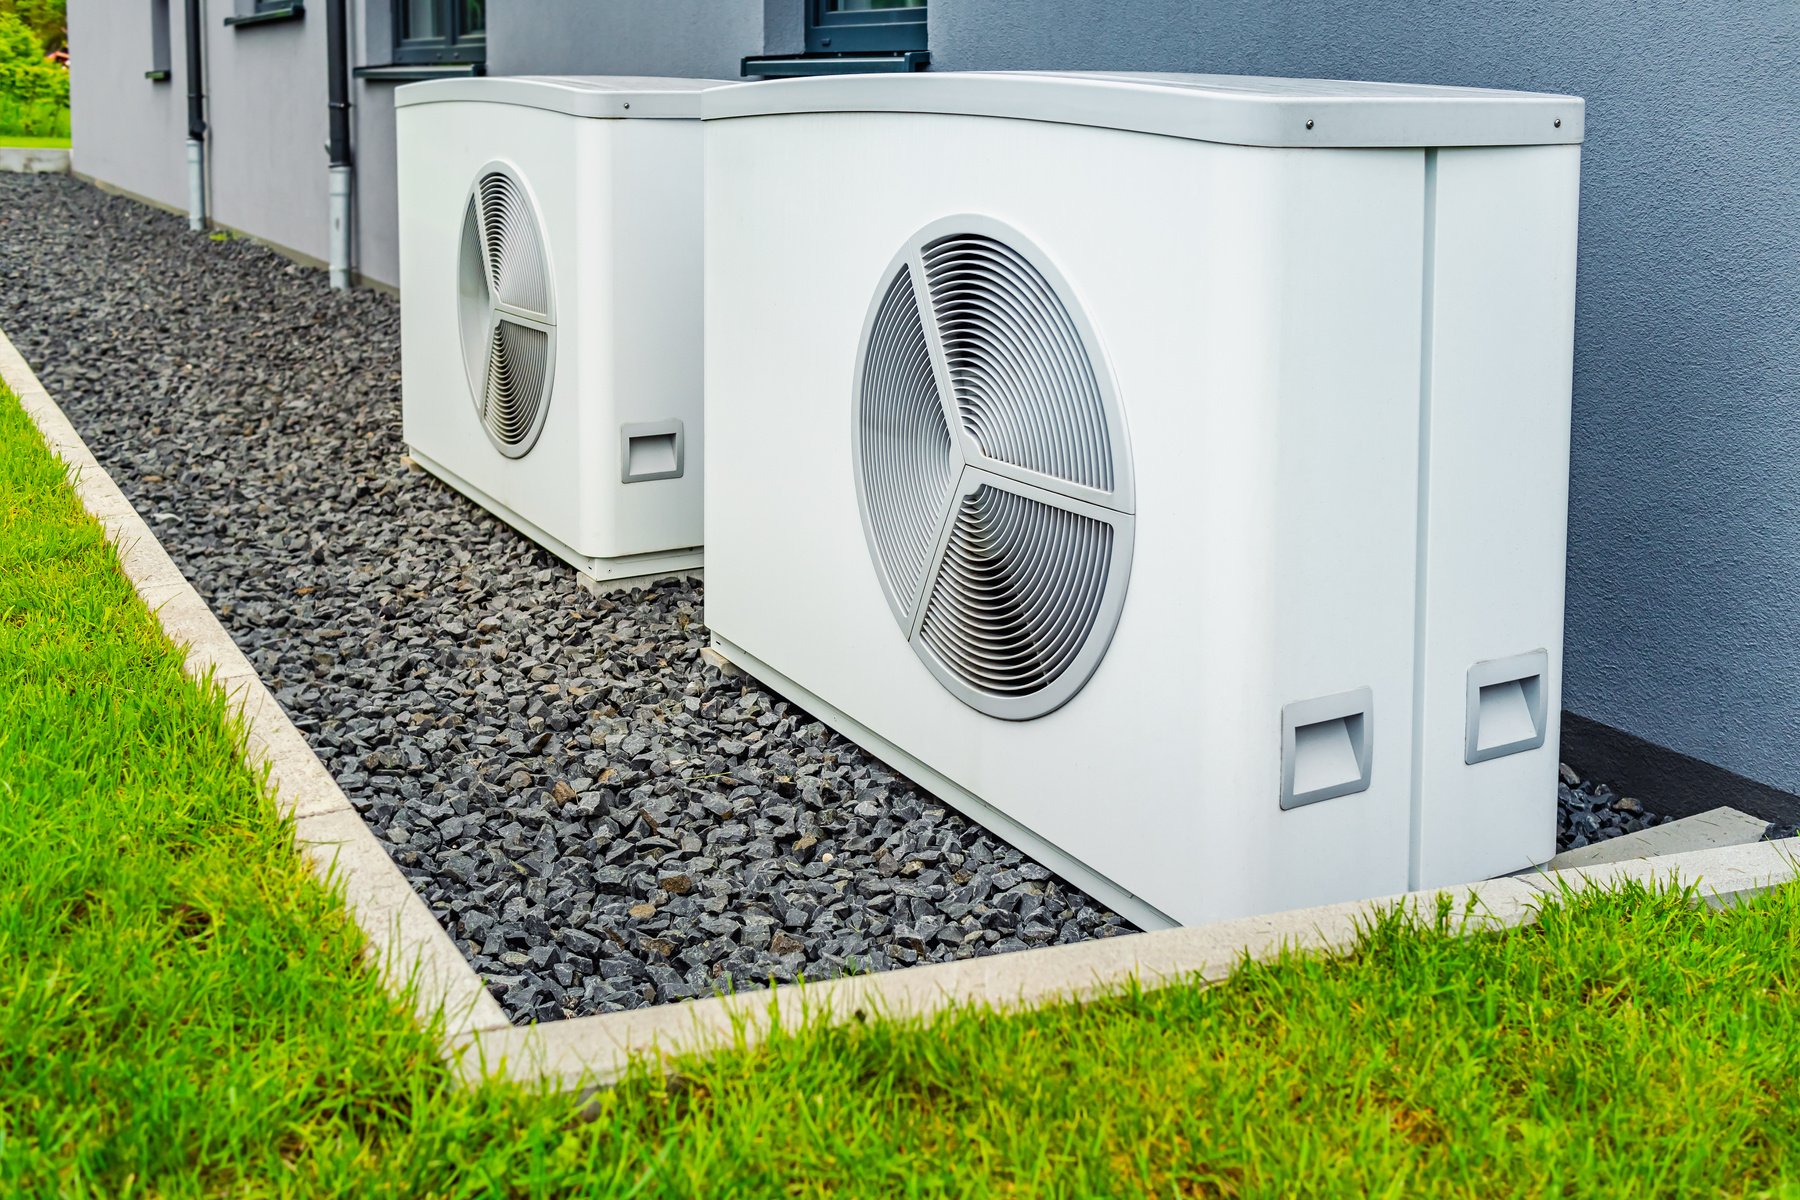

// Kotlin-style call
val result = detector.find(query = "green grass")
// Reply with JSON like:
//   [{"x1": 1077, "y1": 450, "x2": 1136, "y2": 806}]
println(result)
[
  {"x1": 0, "y1": 131, "x2": 66, "y2": 148},
  {"x1": 2, "y1": 376, "x2": 1799, "y2": 1196},
  {"x1": 0, "y1": 93, "x2": 68, "y2": 140}
]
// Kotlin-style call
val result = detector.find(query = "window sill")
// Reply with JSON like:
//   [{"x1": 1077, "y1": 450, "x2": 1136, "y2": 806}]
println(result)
[
  {"x1": 742, "y1": 51, "x2": 929, "y2": 78},
  {"x1": 223, "y1": 4, "x2": 303, "y2": 28},
  {"x1": 145, "y1": 69, "x2": 171, "y2": 82},
  {"x1": 353, "y1": 62, "x2": 485, "y2": 82}
]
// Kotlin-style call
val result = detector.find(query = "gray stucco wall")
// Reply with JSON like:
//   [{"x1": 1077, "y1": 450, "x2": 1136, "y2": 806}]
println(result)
[
  {"x1": 68, "y1": 0, "x2": 189, "y2": 209},
  {"x1": 67, "y1": 1, "x2": 405, "y2": 287},
  {"x1": 202, "y1": 10, "x2": 331, "y2": 265},
  {"x1": 930, "y1": 0, "x2": 1800, "y2": 795},
  {"x1": 488, "y1": 0, "x2": 765, "y2": 80},
  {"x1": 350, "y1": 0, "x2": 402, "y2": 288}
]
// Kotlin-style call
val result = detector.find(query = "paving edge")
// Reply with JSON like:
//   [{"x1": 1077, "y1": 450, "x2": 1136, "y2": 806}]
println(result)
[
  {"x1": 450, "y1": 838, "x2": 1798, "y2": 1089},
  {"x1": 5, "y1": 327, "x2": 1796, "y2": 1095},
  {"x1": 0, "y1": 146, "x2": 70, "y2": 174},
  {"x1": 0, "y1": 328, "x2": 509, "y2": 1039}
]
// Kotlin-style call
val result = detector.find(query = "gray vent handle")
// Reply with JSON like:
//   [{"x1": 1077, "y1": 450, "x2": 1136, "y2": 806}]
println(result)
[
  {"x1": 1280, "y1": 687, "x2": 1375, "y2": 810},
  {"x1": 620, "y1": 419, "x2": 686, "y2": 484}
]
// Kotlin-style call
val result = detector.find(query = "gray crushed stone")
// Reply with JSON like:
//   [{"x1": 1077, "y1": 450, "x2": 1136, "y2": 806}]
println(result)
[
  {"x1": 0, "y1": 173, "x2": 1134, "y2": 1023},
  {"x1": 1555, "y1": 762, "x2": 1667, "y2": 852},
  {"x1": 0, "y1": 174, "x2": 1671, "y2": 1022}
]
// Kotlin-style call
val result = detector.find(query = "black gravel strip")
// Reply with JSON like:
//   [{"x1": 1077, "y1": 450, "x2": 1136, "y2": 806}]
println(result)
[
  {"x1": 1555, "y1": 763, "x2": 1667, "y2": 851},
  {"x1": 0, "y1": 173, "x2": 1135, "y2": 1022}
]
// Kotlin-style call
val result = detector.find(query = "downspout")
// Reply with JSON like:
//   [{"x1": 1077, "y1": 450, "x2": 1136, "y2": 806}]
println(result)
[
  {"x1": 183, "y1": 0, "x2": 206, "y2": 230},
  {"x1": 325, "y1": 0, "x2": 353, "y2": 289}
]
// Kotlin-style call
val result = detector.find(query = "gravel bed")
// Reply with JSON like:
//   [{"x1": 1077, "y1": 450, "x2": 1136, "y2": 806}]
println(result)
[
  {"x1": 1, "y1": 175, "x2": 1675, "y2": 1023},
  {"x1": 0, "y1": 173, "x2": 1135, "y2": 1022},
  {"x1": 1555, "y1": 763, "x2": 1667, "y2": 851}
]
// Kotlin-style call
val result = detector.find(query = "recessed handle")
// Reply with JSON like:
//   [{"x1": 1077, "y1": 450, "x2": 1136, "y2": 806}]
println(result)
[
  {"x1": 1464, "y1": 649, "x2": 1549, "y2": 764},
  {"x1": 620, "y1": 419, "x2": 685, "y2": 484},
  {"x1": 1280, "y1": 687, "x2": 1374, "y2": 810}
]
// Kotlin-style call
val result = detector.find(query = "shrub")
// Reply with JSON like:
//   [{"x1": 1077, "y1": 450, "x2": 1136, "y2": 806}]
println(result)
[
  {"x1": 0, "y1": 10, "x2": 42, "y2": 63},
  {"x1": 0, "y1": 92, "x2": 66, "y2": 137},
  {"x1": 0, "y1": 0, "x2": 63, "y2": 55},
  {"x1": 0, "y1": 60, "x2": 67, "y2": 105},
  {"x1": 0, "y1": 11, "x2": 65, "y2": 138}
]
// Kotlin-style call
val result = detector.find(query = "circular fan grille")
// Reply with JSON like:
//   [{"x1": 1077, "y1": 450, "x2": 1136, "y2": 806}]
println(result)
[
  {"x1": 457, "y1": 166, "x2": 556, "y2": 458},
  {"x1": 854, "y1": 225, "x2": 1134, "y2": 721}
]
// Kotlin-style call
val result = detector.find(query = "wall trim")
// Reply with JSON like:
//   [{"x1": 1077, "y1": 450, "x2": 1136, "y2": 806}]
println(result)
[{"x1": 1562, "y1": 710, "x2": 1800, "y2": 826}]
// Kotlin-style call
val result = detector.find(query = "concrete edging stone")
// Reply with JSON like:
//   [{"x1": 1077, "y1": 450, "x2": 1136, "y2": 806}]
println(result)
[
  {"x1": 0, "y1": 146, "x2": 69, "y2": 174},
  {"x1": 450, "y1": 839, "x2": 1798, "y2": 1089},
  {"x1": 4, "y1": 324, "x2": 1795, "y2": 1094}
]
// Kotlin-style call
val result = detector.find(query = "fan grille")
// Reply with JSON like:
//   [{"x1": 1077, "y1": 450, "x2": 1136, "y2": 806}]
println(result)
[
  {"x1": 918, "y1": 486, "x2": 1114, "y2": 697},
  {"x1": 922, "y1": 234, "x2": 1114, "y2": 493},
  {"x1": 485, "y1": 321, "x2": 551, "y2": 447},
  {"x1": 854, "y1": 224, "x2": 1134, "y2": 720},
  {"x1": 457, "y1": 167, "x2": 556, "y2": 457},
  {"x1": 859, "y1": 267, "x2": 956, "y2": 611},
  {"x1": 479, "y1": 172, "x2": 549, "y2": 314}
]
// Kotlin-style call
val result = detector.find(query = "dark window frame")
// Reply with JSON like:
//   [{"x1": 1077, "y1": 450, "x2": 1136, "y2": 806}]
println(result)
[
  {"x1": 805, "y1": 0, "x2": 926, "y2": 54},
  {"x1": 393, "y1": 0, "x2": 486, "y2": 67}
]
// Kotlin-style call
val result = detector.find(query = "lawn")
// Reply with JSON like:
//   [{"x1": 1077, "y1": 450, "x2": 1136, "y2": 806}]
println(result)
[
  {"x1": 2, "y1": 374, "x2": 1799, "y2": 1197},
  {"x1": 0, "y1": 131, "x2": 67, "y2": 148}
]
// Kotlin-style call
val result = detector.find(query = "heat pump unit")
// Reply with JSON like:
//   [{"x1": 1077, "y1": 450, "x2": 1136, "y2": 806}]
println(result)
[
  {"x1": 701, "y1": 73, "x2": 1583, "y2": 928},
  {"x1": 396, "y1": 76, "x2": 722, "y2": 585}
]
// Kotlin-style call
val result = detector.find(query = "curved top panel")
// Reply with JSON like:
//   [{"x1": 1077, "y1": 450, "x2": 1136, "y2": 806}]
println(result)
[
  {"x1": 396, "y1": 75, "x2": 729, "y2": 118},
  {"x1": 701, "y1": 70, "x2": 1583, "y2": 148}
]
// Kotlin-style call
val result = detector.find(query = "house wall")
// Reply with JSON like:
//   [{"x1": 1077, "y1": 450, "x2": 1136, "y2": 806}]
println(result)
[
  {"x1": 68, "y1": 0, "x2": 190, "y2": 209},
  {"x1": 201, "y1": 8, "x2": 330, "y2": 265},
  {"x1": 352, "y1": 2, "x2": 402, "y2": 288},
  {"x1": 68, "y1": 1, "x2": 407, "y2": 287},
  {"x1": 487, "y1": 0, "x2": 764, "y2": 81},
  {"x1": 64, "y1": 0, "x2": 1800, "y2": 795}
]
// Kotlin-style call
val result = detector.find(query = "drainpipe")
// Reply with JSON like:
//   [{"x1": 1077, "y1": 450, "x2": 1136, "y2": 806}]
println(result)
[
  {"x1": 184, "y1": 0, "x2": 206, "y2": 230},
  {"x1": 325, "y1": 0, "x2": 353, "y2": 289}
]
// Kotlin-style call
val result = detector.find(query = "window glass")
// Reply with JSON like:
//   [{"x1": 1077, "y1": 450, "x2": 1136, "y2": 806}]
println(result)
[
  {"x1": 827, "y1": 0, "x2": 924, "y2": 8},
  {"x1": 404, "y1": 0, "x2": 440, "y2": 38},
  {"x1": 462, "y1": 0, "x2": 484, "y2": 34}
]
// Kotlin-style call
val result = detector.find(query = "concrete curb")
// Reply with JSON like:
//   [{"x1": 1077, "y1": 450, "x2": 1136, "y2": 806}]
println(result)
[
  {"x1": 0, "y1": 146, "x2": 70, "y2": 174},
  {"x1": 5, "y1": 325, "x2": 1795, "y2": 1097},
  {"x1": 449, "y1": 837, "x2": 1799, "y2": 1089},
  {"x1": 0, "y1": 329, "x2": 508, "y2": 1039}
]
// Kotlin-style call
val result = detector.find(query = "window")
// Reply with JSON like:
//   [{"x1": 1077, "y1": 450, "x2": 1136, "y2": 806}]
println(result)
[
  {"x1": 744, "y1": 0, "x2": 926, "y2": 75},
  {"x1": 806, "y1": 0, "x2": 926, "y2": 54},
  {"x1": 223, "y1": 1, "x2": 306, "y2": 28},
  {"x1": 393, "y1": 0, "x2": 485, "y2": 66},
  {"x1": 147, "y1": 0, "x2": 172, "y2": 80}
]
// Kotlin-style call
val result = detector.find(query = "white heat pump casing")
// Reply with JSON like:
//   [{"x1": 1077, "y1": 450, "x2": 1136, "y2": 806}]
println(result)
[
  {"x1": 1412, "y1": 146, "x2": 1580, "y2": 888},
  {"x1": 708, "y1": 112, "x2": 1426, "y2": 928},
  {"x1": 397, "y1": 77, "x2": 719, "y2": 583},
  {"x1": 702, "y1": 74, "x2": 1583, "y2": 928}
]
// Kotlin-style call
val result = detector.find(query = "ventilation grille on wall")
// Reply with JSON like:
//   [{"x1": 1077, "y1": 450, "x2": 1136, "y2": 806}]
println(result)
[
  {"x1": 458, "y1": 166, "x2": 556, "y2": 458},
  {"x1": 856, "y1": 226, "x2": 1135, "y2": 721}
]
